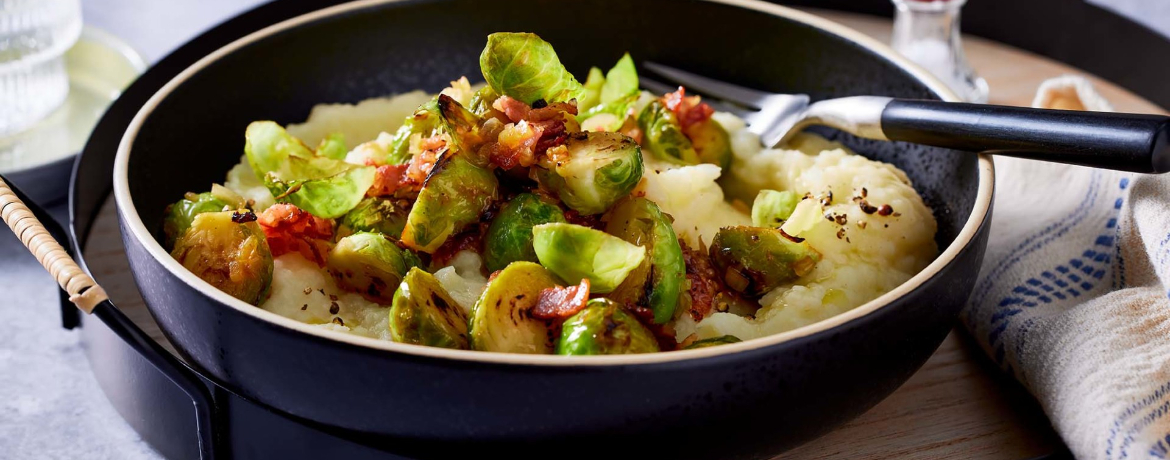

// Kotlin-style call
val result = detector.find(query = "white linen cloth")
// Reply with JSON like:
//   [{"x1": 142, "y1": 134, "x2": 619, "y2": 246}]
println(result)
[{"x1": 961, "y1": 75, "x2": 1170, "y2": 459}]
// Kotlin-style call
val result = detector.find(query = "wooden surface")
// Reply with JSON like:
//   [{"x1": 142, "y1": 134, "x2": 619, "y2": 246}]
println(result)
[{"x1": 79, "y1": 9, "x2": 1166, "y2": 460}]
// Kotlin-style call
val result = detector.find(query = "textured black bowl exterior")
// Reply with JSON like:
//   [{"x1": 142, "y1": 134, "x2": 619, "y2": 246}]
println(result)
[{"x1": 118, "y1": 1, "x2": 990, "y2": 458}]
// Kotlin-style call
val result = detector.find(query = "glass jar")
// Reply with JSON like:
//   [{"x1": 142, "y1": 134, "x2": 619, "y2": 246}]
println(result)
[
  {"x1": 0, "y1": 0, "x2": 82, "y2": 136},
  {"x1": 891, "y1": 0, "x2": 989, "y2": 103}
]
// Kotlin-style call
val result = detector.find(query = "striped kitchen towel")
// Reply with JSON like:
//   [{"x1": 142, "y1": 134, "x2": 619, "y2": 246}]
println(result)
[{"x1": 961, "y1": 75, "x2": 1170, "y2": 459}]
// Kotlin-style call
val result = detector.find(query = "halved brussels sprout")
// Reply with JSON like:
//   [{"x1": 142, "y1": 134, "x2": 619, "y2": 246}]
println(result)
[
  {"x1": 709, "y1": 226, "x2": 820, "y2": 296},
  {"x1": 338, "y1": 196, "x2": 410, "y2": 239},
  {"x1": 163, "y1": 192, "x2": 229, "y2": 249},
  {"x1": 326, "y1": 232, "x2": 422, "y2": 303},
  {"x1": 683, "y1": 335, "x2": 742, "y2": 350},
  {"x1": 534, "y1": 131, "x2": 643, "y2": 215},
  {"x1": 469, "y1": 261, "x2": 559, "y2": 353},
  {"x1": 556, "y1": 298, "x2": 659, "y2": 355},
  {"x1": 245, "y1": 121, "x2": 375, "y2": 219},
  {"x1": 532, "y1": 222, "x2": 645, "y2": 294},
  {"x1": 684, "y1": 118, "x2": 732, "y2": 169},
  {"x1": 401, "y1": 153, "x2": 499, "y2": 253},
  {"x1": 604, "y1": 198, "x2": 685, "y2": 324},
  {"x1": 381, "y1": 99, "x2": 442, "y2": 165},
  {"x1": 479, "y1": 32, "x2": 583, "y2": 105},
  {"x1": 483, "y1": 193, "x2": 566, "y2": 272},
  {"x1": 637, "y1": 100, "x2": 699, "y2": 164},
  {"x1": 578, "y1": 93, "x2": 637, "y2": 132},
  {"x1": 389, "y1": 267, "x2": 469, "y2": 349},
  {"x1": 170, "y1": 211, "x2": 273, "y2": 305},
  {"x1": 751, "y1": 190, "x2": 800, "y2": 228}
]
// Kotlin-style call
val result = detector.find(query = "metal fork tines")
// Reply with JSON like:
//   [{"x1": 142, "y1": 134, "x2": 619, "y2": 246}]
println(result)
[{"x1": 641, "y1": 62, "x2": 887, "y2": 147}]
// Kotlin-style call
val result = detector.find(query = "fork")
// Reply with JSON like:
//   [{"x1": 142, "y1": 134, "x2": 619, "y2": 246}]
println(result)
[{"x1": 642, "y1": 62, "x2": 1170, "y2": 174}]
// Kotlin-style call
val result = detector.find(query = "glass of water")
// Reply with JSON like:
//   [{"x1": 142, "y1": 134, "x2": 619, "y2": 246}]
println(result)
[{"x1": 0, "y1": 0, "x2": 82, "y2": 136}]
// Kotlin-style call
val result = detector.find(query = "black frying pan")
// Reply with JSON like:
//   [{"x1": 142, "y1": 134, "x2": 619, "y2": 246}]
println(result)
[{"x1": 22, "y1": 0, "x2": 995, "y2": 458}]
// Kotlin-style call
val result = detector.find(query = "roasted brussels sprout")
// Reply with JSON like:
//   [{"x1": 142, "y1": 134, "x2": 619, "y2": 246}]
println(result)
[
  {"x1": 163, "y1": 192, "x2": 229, "y2": 249},
  {"x1": 604, "y1": 198, "x2": 685, "y2": 324},
  {"x1": 751, "y1": 190, "x2": 800, "y2": 228},
  {"x1": 382, "y1": 99, "x2": 442, "y2": 165},
  {"x1": 532, "y1": 222, "x2": 645, "y2": 294},
  {"x1": 483, "y1": 193, "x2": 566, "y2": 272},
  {"x1": 637, "y1": 100, "x2": 699, "y2": 164},
  {"x1": 556, "y1": 298, "x2": 659, "y2": 355},
  {"x1": 389, "y1": 267, "x2": 469, "y2": 349},
  {"x1": 245, "y1": 121, "x2": 375, "y2": 219},
  {"x1": 437, "y1": 94, "x2": 487, "y2": 158},
  {"x1": 170, "y1": 211, "x2": 273, "y2": 305},
  {"x1": 684, "y1": 118, "x2": 732, "y2": 169},
  {"x1": 479, "y1": 32, "x2": 583, "y2": 105},
  {"x1": 534, "y1": 131, "x2": 643, "y2": 215},
  {"x1": 401, "y1": 153, "x2": 499, "y2": 253},
  {"x1": 326, "y1": 232, "x2": 422, "y2": 303},
  {"x1": 469, "y1": 261, "x2": 559, "y2": 353},
  {"x1": 709, "y1": 226, "x2": 820, "y2": 296},
  {"x1": 468, "y1": 86, "x2": 501, "y2": 118},
  {"x1": 683, "y1": 335, "x2": 742, "y2": 349},
  {"x1": 338, "y1": 196, "x2": 410, "y2": 238}
]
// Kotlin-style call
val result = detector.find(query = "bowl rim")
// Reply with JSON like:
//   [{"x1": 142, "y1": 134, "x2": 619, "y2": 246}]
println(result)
[{"x1": 113, "y1": 0, "x2": 994, "y2": 367}]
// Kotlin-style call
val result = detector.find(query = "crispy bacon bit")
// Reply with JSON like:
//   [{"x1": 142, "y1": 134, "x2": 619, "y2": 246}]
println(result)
[
  {"x1": 257, "y1": 203, "x2": 334, "y2": 266},
  {"x1": 681, "y1": 240, "x2": 721, "y2": 322},
  {"x1": 532, "y1": 278, "x2": 590, "y2": 320},
  {"x1": 231, "y1": 210, "x2": 257, "y2": 223},
  {"x1": 367, "y1": 138, "x2": 444, "y2": 197},
  {"x1": 493, "y1": 95, "x2": 532, "y2": 122},
  {"x1": 368, "y1": 163, "x2": 410, "y2": 196},
  {"x1": 488, "y1": 121, "x2": 543, "y2": 170},
  {"x1": 662, "y1": 87, "x2": 715, "y2": 131},
  {"x1": 563, "y1": 209, "x2": 603, "y2": 229}
]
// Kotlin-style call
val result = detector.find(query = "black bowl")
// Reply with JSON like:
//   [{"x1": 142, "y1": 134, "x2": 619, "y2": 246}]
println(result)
[{"x1": 112, "y1": 0, "x2": 993, "y2": 458}]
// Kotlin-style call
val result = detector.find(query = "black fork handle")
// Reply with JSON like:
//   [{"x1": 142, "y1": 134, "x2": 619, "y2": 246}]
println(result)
[{"x1": 880, "y1": 99, "x2": 1170, "y2": 174}]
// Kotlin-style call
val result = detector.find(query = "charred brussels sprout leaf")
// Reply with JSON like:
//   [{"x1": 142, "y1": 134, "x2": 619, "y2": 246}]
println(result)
[
  {"x1": 534, "y1": 131, "x2": 643, "y2": 215},
  {"x1": 685, "y1": 118, "x2": 732, "y2": 169},
  {"x1": 327, "y1": 232, "x2": 422, "y2": 303},
  {"x1": 245, "y1": 121, "x2": 375, "y2": 219},
  {"x1": 437, "y1": 94, "x2": 487, "y2": 160},
  {"x1": 709, "y1": 226, "x2": 820, "y2": 296},
  {"x1": 468, "y1": 86, "x2": 501, "y2": 117},
  {"x1": 316, "y1": 133, "x2": 347, "y2": 160},
  {"x1": 401, "y1": 153, "x2": 499, "y2": 253},
  {"x1": 389, "y1": 267, "x2": 469, "y2": 349},
  {"x1": 170, "y1": 211, "x2": 273, "y2": 305},
  {"x1": 483, "y1": 193, "x2": 566, "y2": 273},
  {"x1": 532, "y1": 222, "x2": 645, "y2": 294},
  {"x1": 751, "y1": 190, "x2": 800, "y2": 228},
  {"x1": 339, "y1": 197, "x2": 409, "y2": 238},
  {"x1": 637, "y1": 100, "x2": 699, "y2": 164},
  {"x1": 163, "y1": 192, "x2": 229, "y2": 250},
  {"x1": 556, "y1": 298, "x2": 659, "y2": 355},
  {"x1": 683, "y1": 335, "x2": 742, "y2": 349},
  {"x1": 578, "y1": 67, "x2": 605, "y2": 112},
  {"x1": 479, "y1": 32, "x2": 583, "y2": 105},
  {"x1": 604, "y1": 198, "x2": 685, "y2": 324},
  {"x1": 469, "y1": 261, "x2": 559, "y2": 353}
]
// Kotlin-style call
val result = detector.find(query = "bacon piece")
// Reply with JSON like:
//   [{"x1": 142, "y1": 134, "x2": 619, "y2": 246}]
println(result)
[
  {"x1": 661, "y1": 87, "x2": 715, "y2": 132},
  {"x1": 680, "y1": 239, "x2": 721, "y2": 321},
  {"x1": 257, "y1": 203, "x2": 334, "y2": 266},
  {"x1": 532, "y1": 278, "x2": 590, "y2": 320},
  {"x1": 488, "y1": 121, "x2": 543, "y2": 170},
  {"x1": 367, "y1": 163, "x2": 411, "y2": 196},
  {"x1": 493, "y1": 95, "x2": 532, "y2": 123}
]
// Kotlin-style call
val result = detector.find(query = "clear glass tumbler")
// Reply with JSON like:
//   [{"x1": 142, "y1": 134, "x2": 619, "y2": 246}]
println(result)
[
  {"x1": 0, "y1": 0, "x2": 82, "y2": 136},
  {"x1": 891, "y1": 0, "x2": 989, "y2": 103}
]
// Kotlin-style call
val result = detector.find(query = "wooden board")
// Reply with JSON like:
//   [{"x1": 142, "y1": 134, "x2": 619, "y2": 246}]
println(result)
[{"x1": 79, "y1": 10, "x2": 1164, "y2": 458}]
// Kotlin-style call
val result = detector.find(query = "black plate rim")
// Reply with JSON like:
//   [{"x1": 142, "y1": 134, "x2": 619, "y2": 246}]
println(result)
[{"x1": 109, "y1": 0, "x2": 995, "y2": 366}]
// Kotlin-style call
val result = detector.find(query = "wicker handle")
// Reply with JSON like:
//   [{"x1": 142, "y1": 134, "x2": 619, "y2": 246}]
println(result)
[{"x1": 0, "y1": 176, "x2": 107, "y2": 313}]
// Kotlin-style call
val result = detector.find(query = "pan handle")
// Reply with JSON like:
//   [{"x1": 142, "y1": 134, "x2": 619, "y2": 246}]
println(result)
[
  {"x1": 0, "y1": 175, "x2": 108, "y2": 312},
  {"x1": 1, "y1": 174, "x2": 222, "y2": 460}
]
